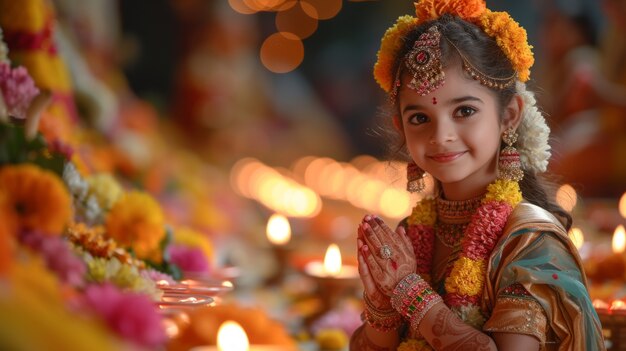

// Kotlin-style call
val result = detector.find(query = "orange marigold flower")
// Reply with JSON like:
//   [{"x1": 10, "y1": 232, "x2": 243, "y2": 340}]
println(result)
[
  {"x1": 105, "y1": 191, "x2": 165, "y2": 262},
  {"x1": 0, "y1": 164, "x2": 72, "y2": 235},
  {"x1": 476, "y1": 10, "x2": 534, "y2": 82},
  {"x1": 415, "y1": 0, "x2": 485, "y2": 22},
  {"x1": 373, "y1": 15, "x2": 419, "y2": 92}
]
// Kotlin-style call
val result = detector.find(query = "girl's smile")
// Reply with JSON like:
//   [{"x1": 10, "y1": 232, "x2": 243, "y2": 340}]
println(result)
[{"x1": 427, "y1": 151, "x2": 468, "y2": 163}]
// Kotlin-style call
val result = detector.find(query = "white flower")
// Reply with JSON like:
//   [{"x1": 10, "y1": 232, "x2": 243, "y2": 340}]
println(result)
[
  {"x1": 516, "y1": 82, "x2": 551, "y2": 173},
  {"x1": 63, "y1": 162, "x2": 89, "y2": 199}
]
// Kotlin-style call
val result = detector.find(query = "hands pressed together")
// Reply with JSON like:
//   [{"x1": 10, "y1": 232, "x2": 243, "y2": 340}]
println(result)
[{"x1": 357, "y1": 215, "x2": 416, "y2": 309}]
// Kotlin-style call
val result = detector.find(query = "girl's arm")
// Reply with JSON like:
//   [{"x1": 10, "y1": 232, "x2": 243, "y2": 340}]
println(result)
[
  {"x1": 350, "y1": 323, "x2": 401, "y2": 351},
  {"x1": 416, "y1": 302, "x2": 541, "y2": 351}
]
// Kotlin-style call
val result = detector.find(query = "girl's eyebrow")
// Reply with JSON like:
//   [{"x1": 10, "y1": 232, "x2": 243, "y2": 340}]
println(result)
[{"x1": 402, "y1": 95, "x2": 483, "y2": 113}]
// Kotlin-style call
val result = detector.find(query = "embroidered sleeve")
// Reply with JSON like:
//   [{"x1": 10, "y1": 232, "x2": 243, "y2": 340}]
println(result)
[{"x1": 483, "y1": 283, "x2": 548, "y2": 346}]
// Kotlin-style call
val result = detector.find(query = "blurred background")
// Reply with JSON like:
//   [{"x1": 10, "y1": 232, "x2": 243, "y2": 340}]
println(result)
[{"x1": 1, "y1": 0, "x2": 626, "y2": 350}]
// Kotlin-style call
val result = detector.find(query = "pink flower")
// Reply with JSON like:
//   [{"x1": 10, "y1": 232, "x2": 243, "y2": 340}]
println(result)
[
  {"x1": 20, "y1": 230, "x2": 86, "y2": 287},
  {"x1": 82, "y1": 284, "x2": 166, "y2": 348},
  {"x1": 463, "y1": 202, "x2": 513, "y2": 260},
  {"x1": 168, "y1": 245, "x2": 210, "y2": 273},
  {"x1": 0, "y1": 62, "x2": 39, "y2": 118}
]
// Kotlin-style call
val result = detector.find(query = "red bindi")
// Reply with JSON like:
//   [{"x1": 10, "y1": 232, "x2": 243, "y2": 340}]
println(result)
[{"x1": 432, "y1": 97, "x2": 437, "y2": 105}]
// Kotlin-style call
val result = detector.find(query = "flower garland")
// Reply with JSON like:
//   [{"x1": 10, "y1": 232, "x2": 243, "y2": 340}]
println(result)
[
  {"x1": 373, "y1": 0, "x2": 533, "y2": 93},
  {"x1": 400, "y1": 179, "x2": 522, "y2": 349}
]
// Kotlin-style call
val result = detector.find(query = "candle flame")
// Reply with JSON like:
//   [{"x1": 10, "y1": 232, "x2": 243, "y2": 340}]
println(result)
[
  {"x1": 612, "y1": 225, "x2": 626, "y2": 254},
  {"x1": 217, "y1": 321, "x2": 249, "y2": 351},
  {"x1": 568, "y1": 227, "x2": 584, "y2": 250},
  {"x1": 323, "y1": 244, "x2": 342, "y2": 276},
  {"x1": 620, "y1": 193, "x2": 626, "y2": 218},
  {"x1": 266, "y1": 214, "x2": 291, "y2": 245},
  {"x1": 611, "y1": 300, "x2": 626, "y2": 311}
]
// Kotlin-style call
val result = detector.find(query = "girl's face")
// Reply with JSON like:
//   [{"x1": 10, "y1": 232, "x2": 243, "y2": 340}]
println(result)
[{"x1": 398, "y1": 64, "x2": 506, "y2": 198}]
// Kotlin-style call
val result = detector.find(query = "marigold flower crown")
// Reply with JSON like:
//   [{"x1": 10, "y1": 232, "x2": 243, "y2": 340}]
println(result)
[{"x1": 373, "y1": 0, "x2": 534, "y2": 93}]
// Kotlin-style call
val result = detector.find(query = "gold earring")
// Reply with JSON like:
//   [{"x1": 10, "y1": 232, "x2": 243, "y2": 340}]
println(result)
[
  {"x1": 407, "y1": 161, "x2": 426, "y2": 193},
  {"x1": 498, "y1": 128, "x2": 524, "y2": 181}
]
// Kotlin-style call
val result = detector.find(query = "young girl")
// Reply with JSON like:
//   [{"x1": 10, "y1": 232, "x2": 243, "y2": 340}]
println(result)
[{"x1": 350, "y1": 1, "x2": 605, "y2": 350}]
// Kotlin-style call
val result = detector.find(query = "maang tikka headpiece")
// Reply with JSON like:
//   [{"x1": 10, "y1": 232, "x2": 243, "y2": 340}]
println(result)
[{"x1": 403, "y1": 26, "x2": 445, "y2": 97}]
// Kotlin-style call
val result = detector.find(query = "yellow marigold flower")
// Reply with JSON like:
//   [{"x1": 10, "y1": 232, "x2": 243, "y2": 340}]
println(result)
[
  {"x1": 315, "y1": 329, "x2": 348, "y2": 350},
  {"x1": 484, "y1": 179, "x2": 522, "y2": 207},
  {"x1": 415, "y1": 0, "x2": 485, "y2": 22},
  {"x1": 374, "y1": 15, "x2": 419, "y2": 92},
  {"x1": 408, "y1": 197, "x2": 436, "y2": 226},
  {"x1": 0, "y1": 164, "x2": 72, "y2": 235},
  {"x1": 398, "y1": 338, "x2": 433, "y2": 351},
  {"x1": 445, "y1": 257, "x2": 485, "y2": 296},
  {"x1": 105, "y1": 191, "x2": 165, "y2": 261},
  {"x1": 86, "y1": 173, "x2": 123, "y2": 211},
  {"x1": 174, "y1": 227, "x2": 214, "y2": 262},
  {"x1": 476, "y1": 10, "x2": 534, "y2": 82}
]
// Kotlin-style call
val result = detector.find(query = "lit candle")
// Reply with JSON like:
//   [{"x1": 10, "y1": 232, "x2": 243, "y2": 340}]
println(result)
[
  {"x1": 190, "y1": 321, "x2": 294, "y2": 351},
  {"x1": 266, "y1": 214, "x2": 291, "y2": 246},
  {"x1": 304, "y1": 243, "x2": 358, "y2": 279}
]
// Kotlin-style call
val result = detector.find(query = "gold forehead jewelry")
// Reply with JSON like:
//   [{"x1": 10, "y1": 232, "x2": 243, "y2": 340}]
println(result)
[{"x1": 404, "y1": 26, "x2": 446, "y2": 97}]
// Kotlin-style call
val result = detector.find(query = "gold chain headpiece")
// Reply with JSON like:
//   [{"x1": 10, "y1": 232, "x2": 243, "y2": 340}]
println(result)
[{"x1": 374, "y1": 0, "x2": 533, "y2": 95}]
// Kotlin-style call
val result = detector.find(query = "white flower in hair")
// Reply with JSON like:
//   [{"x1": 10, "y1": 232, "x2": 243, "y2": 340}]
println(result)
[{"x1": 515, "y1": 82, "x2": 551, "y2": 173}]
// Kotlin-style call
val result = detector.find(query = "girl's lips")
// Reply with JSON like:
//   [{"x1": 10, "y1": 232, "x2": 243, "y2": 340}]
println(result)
[{"x1": 428, "y1": 151, "x2": 467, "y2": 163}]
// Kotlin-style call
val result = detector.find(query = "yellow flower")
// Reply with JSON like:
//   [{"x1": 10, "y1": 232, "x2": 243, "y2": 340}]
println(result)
[
  {"x1": 408, "y1": 197, "x2": 436, "y2": 226},
  {"x1": 105, "y1": 191, "x2": 165, "y2": 261},
  {"x1": 315, "y1": 329, "x2": 348, "y2": 350},
  {"x1": 373, "y1": 15, "x2": 419, "y2": 92},
  {"x1": 445, "y1": 257, "x2": 485, "y2": 296},
  {"x1": 398, "y1": 338, "x2": 433, "y2": 351},
  {"x1": 86, "y1": 173, "x2": 123, "y2": 211},
  {"x1": 476, "y1": 10, "x2": 534, "y2": 82},
  {"x1": 484, "y1": 179, "x2": 522, "y2": 207},
  {"x1": 0, "y1": 164, "x2": 72, "y2": 235},
  {"x1": 174, "y1": 227, "x2": 214, "y2": 262}
]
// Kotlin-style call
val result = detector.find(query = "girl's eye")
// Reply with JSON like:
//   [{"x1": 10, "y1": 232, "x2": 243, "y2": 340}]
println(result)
[
  {"x1": 455, "y1": 106, "x2": 477, "y2": 118},
  {"x1": 408, "y1": 113, "x2": 429, "y2": 125}
]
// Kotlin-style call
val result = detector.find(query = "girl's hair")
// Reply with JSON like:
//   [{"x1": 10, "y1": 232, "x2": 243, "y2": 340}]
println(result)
[{"x1": 380, "y1": 14, "x2": 573, "y2": 230}]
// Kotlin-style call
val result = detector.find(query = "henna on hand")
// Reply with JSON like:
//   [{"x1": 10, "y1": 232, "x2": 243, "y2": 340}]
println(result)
[
  {"x1": 428, "y1": 307, "x2": 494, "y2": 351},
  {"x1": 360, "y1": 216, "x2": 416, "y2": 295}
]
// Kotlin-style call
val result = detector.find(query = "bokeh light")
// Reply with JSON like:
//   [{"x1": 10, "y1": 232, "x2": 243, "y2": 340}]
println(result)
[
  {"x1": 276, "y1": 2, "x2": 319, "y2": 39},
  {"x1": 260, "y1": 32, "x2": 304, "y2": 73},
  {"x1": 300, "y1": 0, "x2": 342, "y2": 20},
  {"x1": 228, "y1": 0, "x2": 258, "y2": 14}
]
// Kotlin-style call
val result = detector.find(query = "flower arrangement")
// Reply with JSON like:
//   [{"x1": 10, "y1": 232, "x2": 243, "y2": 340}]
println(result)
[{"x1": 405, "y1": 178, "x2": 522, "y2": 339}]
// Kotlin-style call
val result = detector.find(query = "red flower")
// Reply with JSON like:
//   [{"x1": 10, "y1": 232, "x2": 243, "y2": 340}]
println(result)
[{"x1": 463, "y1": 202, "x2": 513, "y2": 260}]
